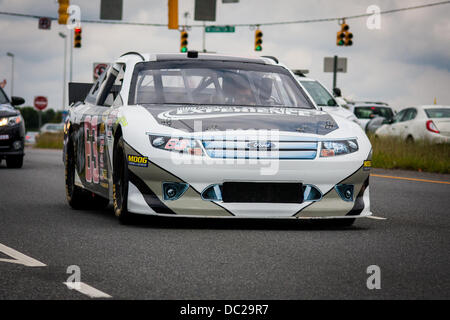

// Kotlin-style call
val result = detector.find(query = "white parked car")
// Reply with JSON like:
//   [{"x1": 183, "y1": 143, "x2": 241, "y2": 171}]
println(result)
[
  {"x1": 25, "y1": 131, "x2": 39, "y2": 145},
  {"x1": 346, "y1": 102, "x2": 395, "y2": 131},
  {"x1": 39, "y1": 123, "x2": 64, "y2": 134},
  {"x1": 375, "y1": 105, "x2": 450, "y2": 143},
  {"x1": 295, "y1": 76, "x2": 359, "y2": 125}
]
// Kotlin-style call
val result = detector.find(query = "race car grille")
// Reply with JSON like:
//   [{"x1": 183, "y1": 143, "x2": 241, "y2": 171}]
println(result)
[
  {"x1": 201, "y1": 139, "x2": 318, "y2": 159},
  {"x1": 222, "y1": 182, "x2": 304, "y2": 203}
]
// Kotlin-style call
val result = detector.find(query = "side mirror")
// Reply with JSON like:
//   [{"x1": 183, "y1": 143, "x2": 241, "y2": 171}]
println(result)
[
  {"x1": 333, "y1": 87, "x2": 342, "y2": 97},
  {"x1": 11, "y1": 96, "x2": 25, "y2": 106}
]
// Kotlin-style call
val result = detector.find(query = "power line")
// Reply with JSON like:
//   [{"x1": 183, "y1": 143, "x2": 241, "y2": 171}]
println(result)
[
  {"x1": 0, "y1": 1, "x2": 449, "y2": 28},
  {"x1": 229, "y1": 1, "x2": 450, "y2": 27}
]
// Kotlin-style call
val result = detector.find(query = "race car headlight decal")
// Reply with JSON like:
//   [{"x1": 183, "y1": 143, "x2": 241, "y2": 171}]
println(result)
[
  {"x1": 149, "y1": 135, "x2": 204, "y2": 156},
  {"x1": 320, "y1": 139, "x2": 358, "y2": 157}
]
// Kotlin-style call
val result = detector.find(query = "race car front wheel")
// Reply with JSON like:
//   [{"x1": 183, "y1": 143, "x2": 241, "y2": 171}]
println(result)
[{"x1": 113, "y1": 137, "x2": 134, "y2": 224}]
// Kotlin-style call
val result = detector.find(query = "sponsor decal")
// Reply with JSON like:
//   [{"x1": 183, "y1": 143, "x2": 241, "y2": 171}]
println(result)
[
  {"x1": 157, "y1": 106, "x2": 326, "y2": 121},
  {"x1": 115, "y1": 116, "x2": 128, "y2": 127},
  {"x1": 0, "y1": 134, "x2": 9, "y2": 140},
  {"x1": 363, "y1": 160, "x2": 372, "y2": 171},
  {"x1": 128, "y1": 155, "x2": 149, "y2": 167}
]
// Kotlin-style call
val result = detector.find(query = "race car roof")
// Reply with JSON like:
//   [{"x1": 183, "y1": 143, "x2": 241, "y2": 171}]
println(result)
[{"x1": 151, "y1": 53, "x2": 272, "y2": 65}]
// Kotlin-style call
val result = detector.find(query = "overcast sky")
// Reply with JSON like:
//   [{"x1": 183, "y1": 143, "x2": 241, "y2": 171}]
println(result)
[{"x1": 0, "y1": 0, "x2": 449, "y2": 112}]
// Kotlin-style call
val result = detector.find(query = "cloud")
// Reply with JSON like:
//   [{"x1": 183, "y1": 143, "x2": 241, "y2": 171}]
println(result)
[{"x1": 0, "y1": 0, "x2": 449, "y2": 113}]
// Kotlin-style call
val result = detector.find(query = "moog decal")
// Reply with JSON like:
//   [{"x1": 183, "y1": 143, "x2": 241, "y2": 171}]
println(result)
[{"x1": 128, "y1": 155, "x2": 149, "y2": 167}]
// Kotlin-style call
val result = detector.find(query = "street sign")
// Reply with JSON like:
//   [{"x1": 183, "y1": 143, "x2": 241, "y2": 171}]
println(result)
[
  {"x1": 93, "y1": 63, "x2": 109, "y2": 81},
  {"x1": 324, "y1": 57, "x2": 347, "y2": 73},
  {"x1": 195, "y1": 0, "x2": 217, "y2": 21},
  {"x1": 34, "y1": 96, "x2": 48, "y2": 111},
  {"x1": 205, "y1": 25, "x2": 235, "y2": 33},
  {"x1": 38, "y1": 17, "x2": 51, "y2": 30}
]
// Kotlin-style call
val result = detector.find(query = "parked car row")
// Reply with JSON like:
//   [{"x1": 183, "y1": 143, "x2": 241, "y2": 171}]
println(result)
[{"x1": 374, "y1": 105, "x2": 449, "y2": 143}]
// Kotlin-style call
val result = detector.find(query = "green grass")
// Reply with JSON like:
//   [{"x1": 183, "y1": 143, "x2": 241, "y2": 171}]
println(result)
[
  {"x1": 370, "y1": 136, "x2": 450, "y2": 174},
  {"x1": 35, "y1": 132, "x2": 64, "y2": 149}
]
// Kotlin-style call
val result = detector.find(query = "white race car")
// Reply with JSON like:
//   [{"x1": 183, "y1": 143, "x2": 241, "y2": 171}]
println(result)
[{"x1": 64, "y1": 52, "x2": 373, "y2": 226}]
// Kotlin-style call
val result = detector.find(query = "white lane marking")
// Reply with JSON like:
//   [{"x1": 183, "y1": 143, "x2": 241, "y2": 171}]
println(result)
[
  {"x1": 366, "y1": 216, "x2": 387, "y2": 220},
  {"x1": 63, "y1": 282, "x2": 112, "y2": 299},
  {"x1": 0, "y1": 243, "x2": 46, "y2": 267}
]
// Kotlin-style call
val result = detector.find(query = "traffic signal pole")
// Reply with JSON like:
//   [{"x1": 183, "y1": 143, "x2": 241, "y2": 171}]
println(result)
[{"x1": 70, "y1": 30, "x2": 73, "y2": 82}]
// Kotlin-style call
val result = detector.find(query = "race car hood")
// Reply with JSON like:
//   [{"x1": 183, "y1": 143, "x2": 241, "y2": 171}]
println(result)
[
  {"x1": 0, "y1": 104, "x2": 19, "y2": 118},
  {"x1": 142, "y1": 105, "x2": 339, "y2": 136}
]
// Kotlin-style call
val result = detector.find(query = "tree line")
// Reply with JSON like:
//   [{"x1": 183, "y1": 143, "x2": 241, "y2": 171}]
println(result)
[{"x1": 18, "y1": 106, "x2": 64, "y2": 131}]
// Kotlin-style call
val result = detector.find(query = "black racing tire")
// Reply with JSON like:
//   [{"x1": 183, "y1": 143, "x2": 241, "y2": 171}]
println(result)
[
  {"x1": 113, "y1": 137, "x2": 134, "y2": 224},
  {"x1": 65, "y1": 139, "x2": 87, "y2": 209},
  {"x1": 6, "y1": 155, "x2": 23, "y2": 168},
  {"x1": 65, "y1": 138, "x2": 91, "y2": 209},
  {"x1": 65, "y1": 138, "x2": 110, "y2": 210}
]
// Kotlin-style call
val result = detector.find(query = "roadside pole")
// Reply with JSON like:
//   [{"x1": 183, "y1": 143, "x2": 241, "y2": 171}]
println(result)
[
  {"x1": 202, "y1": 22, "x2": 206, "y2": 52},
  {"x1": 70, "y1": 30, "x2": 73, "y2": 82},
  {"x1": 324, "y1": 56, "x2": 347, "y2": 91},
  {"x1": 333, "y1": 55, "x2": 338, "y2": 90}
]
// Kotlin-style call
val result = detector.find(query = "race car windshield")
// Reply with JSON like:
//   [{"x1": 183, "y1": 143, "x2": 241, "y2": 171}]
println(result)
[{"x1": 131, "y1": 61, "x2": 313, "y2": 108}]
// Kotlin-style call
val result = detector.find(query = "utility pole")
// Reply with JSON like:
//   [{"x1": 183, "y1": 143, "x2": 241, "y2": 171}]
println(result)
[
  {"x1": 70, "y1": 30, "x2": 73, "y2": 82},
  {"x1": 202, "y1": 21, "x2": 206, "y2": 52},
  {"x1": 6, "y1": 52, "x2": 14, "y2": 97},
  {"x1": 59, "y1": 32, "x2": 68, "y2": 110}
]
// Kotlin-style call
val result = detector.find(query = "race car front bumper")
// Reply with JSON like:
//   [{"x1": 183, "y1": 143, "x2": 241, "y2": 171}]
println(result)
[{"x1": 123, "y1": 140, "x2": 372, "y2": 219}]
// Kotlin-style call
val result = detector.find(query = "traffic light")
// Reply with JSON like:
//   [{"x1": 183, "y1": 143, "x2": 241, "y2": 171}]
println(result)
[
  {"x1": 58, "y1": 0, "x2": 70, "y2": 24},
  {"x1": 344, "y1": 29, "x2": 353, "y2": 46},
  {"x1": 336, "y1": 30, "x2": 345, "y2": 46},
  {"x1": 74, "y1": 28, "x2": 82, "y2": 48},
  {"x1": 337, "y1": 21, "x2": 353, "y2": 46},
  {"x1": 254, "y1": 29, "x2": 263, "y2": 51},
  {"x1": 180, "y1": 30, "x2": 188, "y2": 53}
]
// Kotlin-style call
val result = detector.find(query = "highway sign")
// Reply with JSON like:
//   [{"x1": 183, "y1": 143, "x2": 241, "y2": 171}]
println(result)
[
  {"x1": 34, "y1": 96, "x2": 48, "y2": 111},
  {"x1": 205, "y1": 25, "x2": 235, "y2": 33}
]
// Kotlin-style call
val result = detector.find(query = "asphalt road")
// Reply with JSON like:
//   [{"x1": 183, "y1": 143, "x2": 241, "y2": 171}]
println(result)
[{"x1": 0, "y1": 148, "x2": 449, "y2": 300}]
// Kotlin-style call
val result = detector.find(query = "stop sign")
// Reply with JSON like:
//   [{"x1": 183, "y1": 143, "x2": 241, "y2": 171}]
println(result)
[{"x1": 34, "y1": 96, "x2": 48, "y2": 111}]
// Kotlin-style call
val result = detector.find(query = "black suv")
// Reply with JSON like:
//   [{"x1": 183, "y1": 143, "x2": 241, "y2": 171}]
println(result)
[{"x1": 0, "y1": 87, "x2": 25, "y2": 168}]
